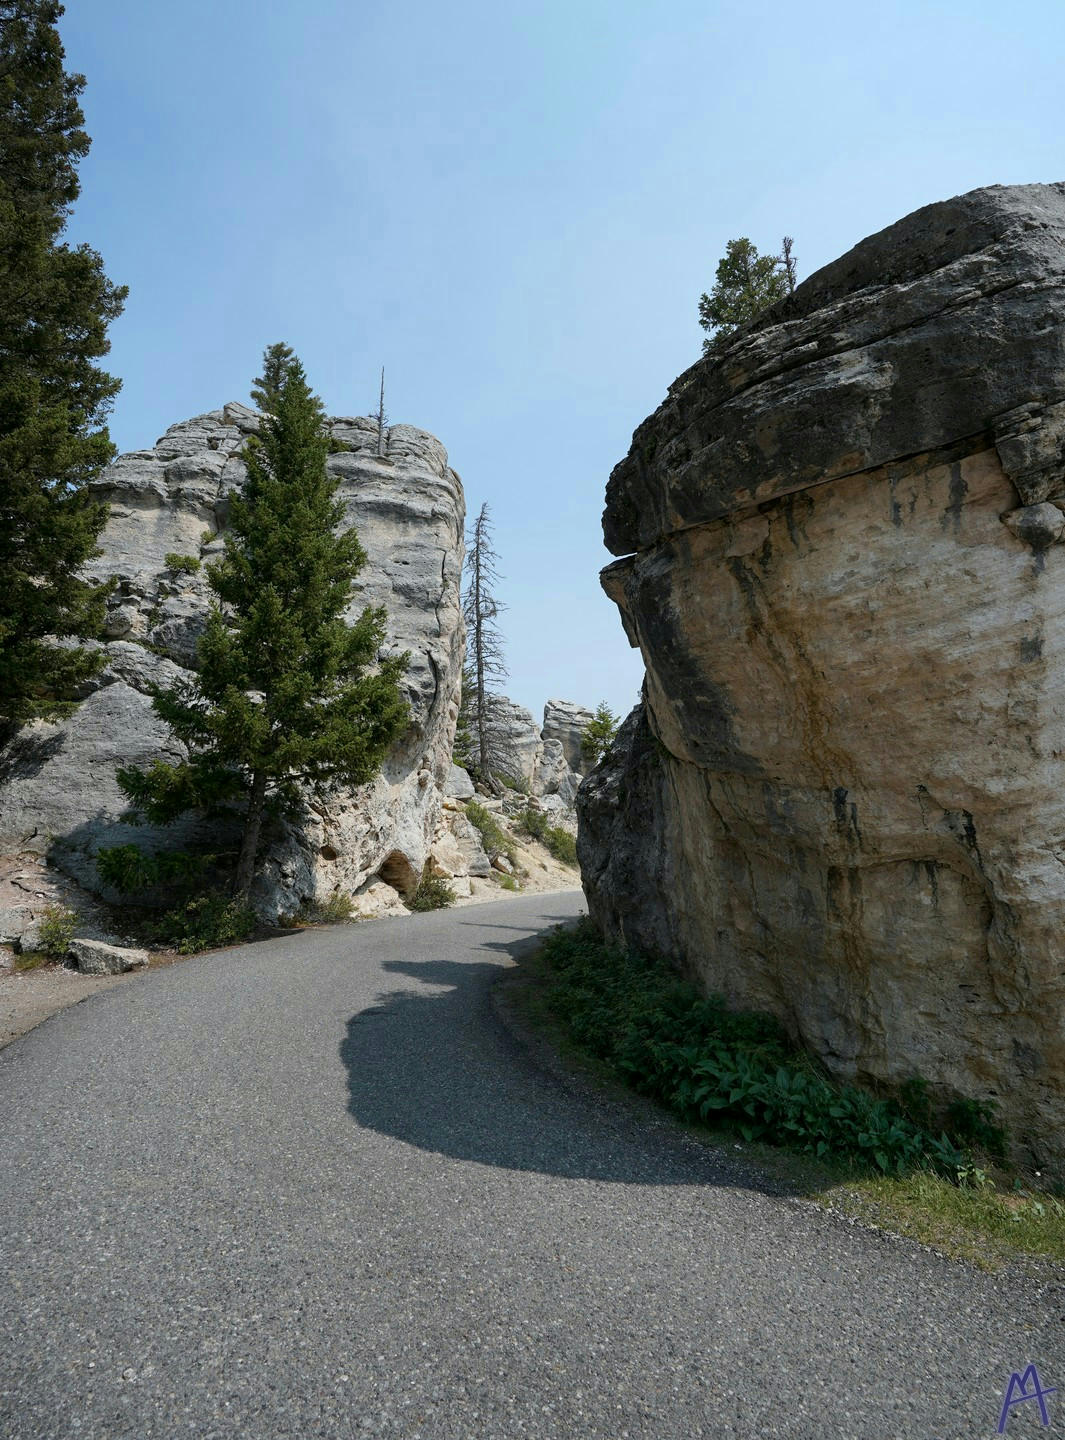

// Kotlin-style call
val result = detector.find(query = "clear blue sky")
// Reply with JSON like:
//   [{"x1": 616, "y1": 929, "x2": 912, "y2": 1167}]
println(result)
[{"x1": 59, "y1": 0, "x2": 1064, "y2": 726}]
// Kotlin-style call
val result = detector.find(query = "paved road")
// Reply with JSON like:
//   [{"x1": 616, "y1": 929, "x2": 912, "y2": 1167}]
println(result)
[{"x1": 0, "y1": 892, "x2": 1062, "y2": 1439}]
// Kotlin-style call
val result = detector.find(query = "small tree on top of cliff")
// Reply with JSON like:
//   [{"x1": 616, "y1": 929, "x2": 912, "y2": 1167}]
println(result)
[
  {"x1": 698, "y1": 236, "x2": 794, "y2": 353},
  {"x1": 0, "y1": 0, "x2": 127, "y2": 740},
  {"x1": 580, "y1": 702, "x2": 619, "y2": 770},
  {"x1": 115, "y1": 347, "x2": 410, "y2": 900}
]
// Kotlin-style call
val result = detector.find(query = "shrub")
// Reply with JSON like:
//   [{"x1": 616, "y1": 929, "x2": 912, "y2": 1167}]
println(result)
[
  {"x1": 466, "y1": 801, "x2": 518, "y2": 866},
  {"x1": 97, "y1": 844, "x2": 216, "y2": 894},
  {"x1": 37, "y1": 904, "x2": 76, "y2": 960},
  {"x1": 518, "y1": 806, "x2": 578, "y2": 866},
  {"x1": 155, "y1": 892, "x2": 257, "y2": 954},
  {"x1": 407, "y1": 872, "x2": 455, "y2": 911},
  {"x1": 296, "y1": 892, "x2": 356, "y2": 924},
  {"x1": 164, "y1": 552, "x2": 201, "y2": 574},
  {"x1": 537, "y1": 921, "x2": 998, "y2": 1180},
  {"x1": 498, "y1": 873, "x2": 520, "y2": 892},
  {"x1": 518, "y1": 806, "x2": 548, "y2": 842},
  {"x1": 494, "y1": 770, "x2": 530, "y2": 795},
  {"x1": 544, "y1": 825, "x2": 577, "y2": 866}
]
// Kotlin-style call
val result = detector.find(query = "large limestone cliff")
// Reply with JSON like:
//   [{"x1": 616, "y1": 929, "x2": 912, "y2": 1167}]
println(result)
[
  {"x1": 579, "y1": 182, "x2": 1065, "y2": 1170},
  {"x1": 0, "y1": 404, "x2": 465, "y2": 917}
]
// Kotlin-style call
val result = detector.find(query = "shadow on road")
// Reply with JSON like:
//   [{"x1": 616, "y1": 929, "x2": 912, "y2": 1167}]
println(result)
[{"x1": 338, "y1": 911, "x2": 796, "y2": 1194}]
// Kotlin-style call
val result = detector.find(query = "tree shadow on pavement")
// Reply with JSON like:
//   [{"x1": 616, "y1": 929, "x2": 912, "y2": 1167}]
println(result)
[{"x1": 338, "y1": 912, "x2": 804, "y2": 1195}]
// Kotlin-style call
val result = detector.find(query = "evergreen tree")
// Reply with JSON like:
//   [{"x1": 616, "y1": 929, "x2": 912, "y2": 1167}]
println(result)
[
  {"x1": 117, "y1": 348, "x2": 410, "y2": 900},
  {"x1": 0, "y1": 0, "x2": 127, "y2": 739},
  {"x1": 698, "y1": 236, "x2": 793, "y2": 353},
  {"x1": 580, "y1": 701, "x2": 619, "y2": 769},
  {"x1": 461, "y1": 503, "x2": 515, "y2": 789},
  {"x1": 249, "y1": 341, "x2": 295, "y2": 414}
]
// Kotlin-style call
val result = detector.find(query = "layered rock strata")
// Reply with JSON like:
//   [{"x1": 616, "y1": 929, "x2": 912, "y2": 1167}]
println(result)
[
  {"x1": 0, "y1": 405, "x2": 466, "y2": 918},
  {"x1": 542, "y1": 699, "x2": 595, "y2": 775},
  {"x1": 580, "y1": 182, "x2": 1065, "y2": 1170}
]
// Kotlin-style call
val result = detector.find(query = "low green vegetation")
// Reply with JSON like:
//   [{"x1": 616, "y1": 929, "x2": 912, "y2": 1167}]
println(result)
[
  {"x1": 523, "y1": 921, "x2": 1065, "y2": 1268},
  {"x1": 535, "y1": 921, "x2": 995, "y2": 1176},
  {"x1": 291, "y1": 892, "x2": 356, "y2": 924},
  {"x1": 497, "y1": 873, "x2": 520, "y2": 892},
  {"x1": 465, "y1": 800, "x2": 518, "y2": 867},
  {"x1": 164, "y1": 552, "x2": 201, "y2": 575},
  {"x1": 156, "y1": 892, "x2": 258, "y2": 954},
  {"x1": 97, "y1": 843, "x2": 216, "y2": 893},
  {"x1": 407, "y1": 871, "x2": 455, "y2": 911},
  {"x1": 517, "y1": 806, "x2": 578, "y2": 866}
]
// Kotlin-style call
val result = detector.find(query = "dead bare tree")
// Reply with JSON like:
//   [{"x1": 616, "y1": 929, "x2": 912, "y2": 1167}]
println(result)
[
  {"x1": 780, "y1": 236, "x2": 798, "y2": 294},
  {"x1": 460, "y1": 503, "x2": 516, "y2": 790},
  {"x1": 374, "y1": 367, "x2": 388, "y2": 456}
]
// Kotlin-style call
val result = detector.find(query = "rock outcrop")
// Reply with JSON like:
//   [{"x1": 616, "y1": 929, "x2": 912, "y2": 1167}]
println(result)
[
  {"x1": 580, "y1": 182, "x2": 1065, "y2": 1171},
  {"x1": 0, "y1": 405, "x2": 466, "y2": 919},
  {"x1": 542, "y1": 699, "x2": 594, "y2": 775}
]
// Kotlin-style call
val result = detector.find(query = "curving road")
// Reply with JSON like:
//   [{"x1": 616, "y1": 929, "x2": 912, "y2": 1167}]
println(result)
[{"x1": 0, "y1": 891, "x2": 1062, "y2": 1439}]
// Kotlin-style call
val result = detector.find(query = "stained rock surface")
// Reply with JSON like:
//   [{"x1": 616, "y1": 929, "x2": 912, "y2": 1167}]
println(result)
[
  {"x1": 0, "y1": 406, "x2": 466, "y2": 919},
  {"x1": 542, "y1": 699, "x2": 595, "y2": 774},
  {"x1": 580, "y1": 182, "x2": 1065, "y2": 1170}
]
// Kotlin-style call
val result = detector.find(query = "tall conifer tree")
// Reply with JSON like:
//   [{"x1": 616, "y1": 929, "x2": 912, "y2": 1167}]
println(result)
[
  {"x1": 117, "y1": 348, "x2": 410, "y2": 900},
  {"x1": 0, "y1": 1, "x2": 127, "y2": 738}
]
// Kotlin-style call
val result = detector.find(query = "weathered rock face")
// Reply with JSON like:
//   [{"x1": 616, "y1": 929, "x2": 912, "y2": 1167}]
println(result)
[
  {"x1": 482, "y1": 697, "x2": 588, "y2": 802},
  {"x1": 580, "y1": 182, "x2": 1065, "y2": 1171},
  {"x1": 542, "y1": 699, "x2": 594, "y2": 774},
  {"x1": 0, "y1": 405, "x2": 466, "y2": 918},
  {"x1": 492, "y1": 698, "x2": 543, "y2": 787}
]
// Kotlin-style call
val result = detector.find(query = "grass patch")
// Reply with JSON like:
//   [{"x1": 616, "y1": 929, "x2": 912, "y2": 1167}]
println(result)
[
  {"x1": 497, "y1": 873, "x2": 520, "y2": 892},
  {"x1": 520, "y1": 920, "x2": 1065, "y2": 1269},
  {"x1": 13, "y1": 951, "x2": 50, "y2": 971},
  {"x1": 822, "y1": 1169, "x2": 1065, "y2": 1270}
]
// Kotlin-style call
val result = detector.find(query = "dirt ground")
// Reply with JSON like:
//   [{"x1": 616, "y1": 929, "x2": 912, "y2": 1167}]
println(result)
[{"x1": 0, "y1": 962, "x2": 132, "y2": 1049}]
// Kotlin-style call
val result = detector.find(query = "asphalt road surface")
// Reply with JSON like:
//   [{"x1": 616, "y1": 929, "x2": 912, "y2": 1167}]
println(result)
[{"x1": 1, "y1": 891, "x2": 1062, "y2": 1439}]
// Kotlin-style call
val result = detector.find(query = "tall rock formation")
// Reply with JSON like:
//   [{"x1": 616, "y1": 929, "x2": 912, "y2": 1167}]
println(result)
[
  {"x1": 542, "y1": 699, "x2": 595, "y2": 774},
  {"x1": 0, "y1": 405, "x2": 465, "y2": 917},
  {"x1": 579, "y1": 182, "x2": 1065, "y2": 1170}
]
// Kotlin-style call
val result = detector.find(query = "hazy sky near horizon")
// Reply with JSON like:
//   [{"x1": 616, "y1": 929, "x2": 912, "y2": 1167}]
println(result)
[{"x1": 60, "y1": 0, "x2": 1064, "y2": 725}]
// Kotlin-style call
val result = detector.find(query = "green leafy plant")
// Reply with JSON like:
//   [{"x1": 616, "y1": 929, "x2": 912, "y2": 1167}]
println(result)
[
  {"x1": 535, "y1": 921, "x2": 999, "y2": 1181},
  {"x1": 164, "y1": 552, "x2": 201, "y2": 575},
  {"x1": 497, "y1": 873, "x2": 519, "y2": 892},
  {"x1": 37, "y1": 903, "x2": 76, "y2": 960},
  {"x1": 407, "y1": 871, "x2": 455, "y2": 912}
]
